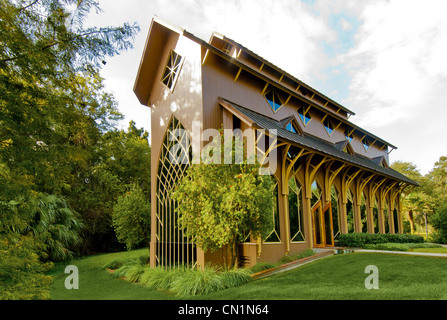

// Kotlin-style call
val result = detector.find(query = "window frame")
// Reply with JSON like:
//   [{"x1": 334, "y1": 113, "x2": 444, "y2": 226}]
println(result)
[{"x1": 160, "y1": 50, "x2": 184, "y2": 92}]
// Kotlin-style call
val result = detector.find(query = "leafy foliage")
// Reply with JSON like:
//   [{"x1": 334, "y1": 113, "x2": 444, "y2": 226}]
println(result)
[
  {"x1": 111, "y1": 262, "x2": 252, "y2": 297},
  {"x1": 28, "y1": 194, "x2": 83, "y2": 262},
  {"x1": 0, "y1": 0, "x2": 144, "y2": 299},
  {"x1": 430, "y1": 200, "x2": 447, "y2": 244},
  {"x1": 112, "y1": 184, "x2": 150, "y2": 251},
  {"x1": 171, "y1": 131, "x2": 275, "y2": 267},
  {"x1": 0, "y1": 234, "x2": 53, "y2": 300},
  {"x1": 392, "y1": 158, "x2": 447, "y2": 241},
  {"x1": 337, "y1": 232, "x2": 424, "y2": 247}
]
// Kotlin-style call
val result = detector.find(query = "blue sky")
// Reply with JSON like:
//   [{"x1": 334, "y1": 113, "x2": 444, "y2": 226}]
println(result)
[{"x1": 87, "y1": 0, "x2": 447, "y2": 175}]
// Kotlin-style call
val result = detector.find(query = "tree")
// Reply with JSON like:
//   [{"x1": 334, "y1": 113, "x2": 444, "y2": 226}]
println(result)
[
  {"x1": 72, "y1": 121, "x2": 150, "y2": 254},
  {"x1": 171, "y1": 132, "x2": 275, "y2": 268},
  {"x1": 431, "y1": 200, "x2": 447, "y2": 244},
  {"x1": 0, "y1": 0, "x2": 139, "y2": 297},
  {"x1": 112, "y1": 184, "x2": 150, "y2": 252},
  {"x1": 391, "y1": 161, "x2": 433, "y2": 235},
  {"x1": 28, "y1": 194, "x2": 83, "y2": 262}
]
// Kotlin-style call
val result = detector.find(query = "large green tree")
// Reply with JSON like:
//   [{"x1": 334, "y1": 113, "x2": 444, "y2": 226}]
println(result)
[
  {"x1": 392, "y1": 157, "x2": 447, "y2": 240},
  {"x1": 172, "y1": 132, "x2": 275, "y2": 268},
  {"x1": 0, "y1": 0, "x2": 139, "y2": 298}
]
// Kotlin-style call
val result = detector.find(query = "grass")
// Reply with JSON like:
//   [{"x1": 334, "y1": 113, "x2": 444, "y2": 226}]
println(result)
[
  {"x1": 48, "y1": 249, "x2": 447, "y2": 300},
  {"x1": 199, "y1": 253, "x2": 447, "y2": 300},
  {"x1": 412, "y1": 247, "x2": 447, "y2": 254},
  {"x1": 47, "y1": 248, "x2": 174, "y2": 300}
]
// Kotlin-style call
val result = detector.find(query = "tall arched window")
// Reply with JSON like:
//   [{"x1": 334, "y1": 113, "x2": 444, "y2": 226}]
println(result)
[
  {"x1": 393, "y1": 199, "x2": 399, "y2": 234},
  {"x1": 346, "y1": 189, "x2": 355, "y2": 233},
  {"x1": 361, "y1": 193, "x2": 368, "y2": 233},
  {"x1": 384, "y1": 199, "x2": 390, "y2": 233},
  {"x1": 263, "y1": 176, "x2": 280, "y2": 242},
  {"x1": 156, "y1": 116, "x2": 194, "y2": 268},
  {"x1": 288, "y1": 176, "x2": 305, "y2": 242},
  {"x1": 330, "y1": 185, "x2": 340, "y2": 240},
  {"x1": 373, "y1": 197, "x2": 379, "y2": 233}
]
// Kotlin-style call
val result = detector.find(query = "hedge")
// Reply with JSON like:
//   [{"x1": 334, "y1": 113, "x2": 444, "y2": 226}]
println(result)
[{"x1": 337, "y1": 233, "x2": 424, "y2": 247}]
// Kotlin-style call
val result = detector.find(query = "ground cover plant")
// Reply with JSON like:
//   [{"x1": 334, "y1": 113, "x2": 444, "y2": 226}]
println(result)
[{"x1": 108, "y1": 259, "x2": 252, "y2": 297}]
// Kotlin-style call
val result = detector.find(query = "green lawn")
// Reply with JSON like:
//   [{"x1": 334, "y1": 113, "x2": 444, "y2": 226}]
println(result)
[
  {"x1": 412, "y1": 247, "x2": 447, "y2": 254},
  {"x1": 48, "y1": 250, "x2": 447, "y2": 300},
  {"x1": 48, "y1": 248, "x2": 175, "y2": 300}
]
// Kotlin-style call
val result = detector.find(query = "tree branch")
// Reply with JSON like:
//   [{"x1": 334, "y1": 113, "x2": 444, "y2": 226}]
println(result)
[{"x1": 18, "y1": 0, "x2": 41, "y2": 12}]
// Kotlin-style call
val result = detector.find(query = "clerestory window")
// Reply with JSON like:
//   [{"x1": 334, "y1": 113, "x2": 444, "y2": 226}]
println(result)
[
  {"x1": 286, "y1": 121, "x2": 299, "y2": 133},
  {"x1": 323, "y1": 118, "x2": 334, "y2": 136},
  {"x1": 345, "y1": 128, "x2": 354, "y2": 143},
  {"x1": 297, "y1": 105, "x2": 312, "y2": 125},
  {"x1": 362, "y1": 137, "x2": 370, "y2": 151},
  {"x1": 265, "y1": 88, "x2": 283, "y2": 112}
]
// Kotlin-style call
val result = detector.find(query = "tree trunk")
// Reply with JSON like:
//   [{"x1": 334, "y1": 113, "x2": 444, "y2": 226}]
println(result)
[{"x1": 408, "y1": 210, "x2": 415, "y2": 234}]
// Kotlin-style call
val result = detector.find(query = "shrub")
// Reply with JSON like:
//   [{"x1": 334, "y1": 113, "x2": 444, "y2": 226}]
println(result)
[
  {"x1": 337, "y1": 233, "x2": 424, "y2": 247},
  {"x1": 112, "y1": 184, "x2": 150, "y2": 251},
  {"x1": 431, "y1": 201, "x2": 447, "y2": 244},
  {"x1": 363, "y1": 242, "x2": 441, "y2": 251},
  {"x1": 139, "y1": 267, "x2": 181, "y2": 290},
  {"x1": 280, "y1": 249, "x2": 315, "y2": 264},
  {"x1": 102, "y1": 259, "x2": 124, "y2": 270},
  {"x1": 170, "y1": 267, "x2": 226, "y2": 297},
  {"x1": 113, "y1": 263, "x2": 252, "y2": 296},
  {"x1": 220, "y1": 268, "x2": 252, "y2": 288},
  {"x1": 125, "y1": 264, "x2": 145, "y2": 283},
  {"x1": 250, "y1": 262, "x2": 276, "y2": 274},
  {"x1": 103, "y1": 254, "x2": 149, "y2": 270}
]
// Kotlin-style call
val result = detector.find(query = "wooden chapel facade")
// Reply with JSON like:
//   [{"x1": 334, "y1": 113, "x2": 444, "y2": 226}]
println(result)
[{"x1": 133, "y1": 17, "x2": 417, "y2": 268}]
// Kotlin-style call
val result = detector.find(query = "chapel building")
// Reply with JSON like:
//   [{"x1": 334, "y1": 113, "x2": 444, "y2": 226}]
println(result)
[{"x1": 133, "y1": 17, "x2": 417, "y2": 268}]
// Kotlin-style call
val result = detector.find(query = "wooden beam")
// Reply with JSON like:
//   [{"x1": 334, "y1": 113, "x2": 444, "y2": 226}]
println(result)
[
  {"x1": 261, "y1": 83, "x2": 269, "y2": 95},
  {"x1": 202, "y1": 49, "x2": 210, "y2": 65},
  {"x1": 234, "y1": 67, "x2": 242, "y2": 82}
]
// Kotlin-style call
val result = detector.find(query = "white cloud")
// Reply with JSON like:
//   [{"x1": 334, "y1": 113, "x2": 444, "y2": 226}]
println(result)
[
  {"x1": 90, "y1": 0, "x2": 447, "y2": 173},
  {"x1": 340, "y1": 0, "x2": 447, "y2": 173}
]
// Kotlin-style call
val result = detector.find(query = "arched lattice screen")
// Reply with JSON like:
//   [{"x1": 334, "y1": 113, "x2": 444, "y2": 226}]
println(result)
[{"x1": 155, "y1": 116, "x2": 195, "y2": 268}]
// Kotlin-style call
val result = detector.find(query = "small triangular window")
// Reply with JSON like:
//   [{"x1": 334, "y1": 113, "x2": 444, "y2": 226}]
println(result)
[
  {"x1": 345, "y1": 128, "x2": 354, "y2": 143},
  {"x1": 297, "y1": 106, "x2": 311, "y2": 125},
  {"x1": 286, "y1": 121, "x2": 298, "y2": 133},
  {"x1": 265, "y1": 89, "x2": 283, "y2": 112},
  {"x1": 324, "y1": 118, "x2": 334, "y2": 136}
]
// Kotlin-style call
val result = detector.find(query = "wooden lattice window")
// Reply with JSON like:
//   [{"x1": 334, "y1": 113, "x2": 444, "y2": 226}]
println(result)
[
  {"x1": 289, "y1": 176, "x2": 305, "y2": 242},
  {"x1": 155, "y1": 116, "x2": 194, "y2": 268},
  {"x1": 263, "y1": 176, "x2": 281, "y2": 242}
]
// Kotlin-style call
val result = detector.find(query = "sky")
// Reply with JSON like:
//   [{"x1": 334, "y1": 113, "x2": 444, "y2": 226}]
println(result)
[{"x1": 85, "y1": 0, "x2": 447, "y2": 175}]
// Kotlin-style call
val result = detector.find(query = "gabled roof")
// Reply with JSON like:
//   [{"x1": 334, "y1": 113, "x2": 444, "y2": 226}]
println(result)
[
  {"x1": 219, "y1": 98, "x2": 418, "y2": 186},
  {"x1": 134, "y1": 16, "x2": 398, "y2": 151},
  {"x1": 212, "y1": 33, "x2": 356, "y2": 117}
]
